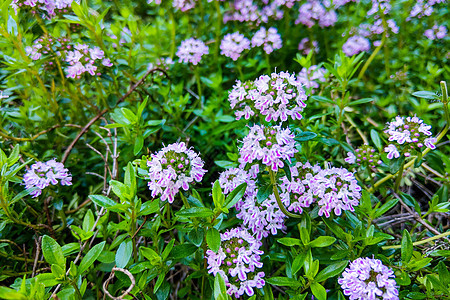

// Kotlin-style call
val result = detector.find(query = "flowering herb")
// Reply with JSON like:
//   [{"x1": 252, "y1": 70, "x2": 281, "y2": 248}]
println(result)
[
  {"x1": 147, "y1": 142, "x2": 207, "y2": 203},
  {"x1": 228, "y1": 71, "x2": 307, "y2": 122},
  {"x1": 251, "y1": 27, "x2": 282, "y2": 54},
  {"x1": 239, "y1": 124, "x2": 297, "y2": 172},
  {"x1": 310, "y1": 167, "x2": 361, "y2": 217},
  {"x1": 342, "y1": 35, "x2": 370, "y2": 56},
  {"x1": 384, "y1": 115, "x2": 437, "y2": 159},
  {"x1": 65, "y1": 44, "x2": 113, "y2": 79},
  {"x1": 338, "y1": 257, "x2": 399, "y2": 300},
  {"x1": 206, "y1": 227, "x2": 265, "y2": 297},
  {"x1": 23, "y1": 159, "x2": 72, "y2": 198},
  {"x1": 220, "y1": 32, "x2": 251, "y2": 61},
  {"x1": 176, "y1": 38, "x2": 209, "y2": 65}
]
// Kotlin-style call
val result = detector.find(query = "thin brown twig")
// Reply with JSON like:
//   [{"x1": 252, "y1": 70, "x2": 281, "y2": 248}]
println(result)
[
  {"x1": 61, "y1": 68, "x2": 166, "y2": 164},
  {"x1": 393, "y1": 192, "x2": 450, "y2": 242},
  {"x1": 32, "y1": 236, "x2": 42, "y2": 277},
  {"x1": 102, "y1": 267, "x2": 136, "y2": 300}
]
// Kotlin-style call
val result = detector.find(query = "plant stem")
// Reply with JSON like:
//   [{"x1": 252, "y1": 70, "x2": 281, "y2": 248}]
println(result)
[
  {"x1": 393, "y1": 161, "x2": 404, "y2": 192},
  {"x1": 269, "y1": 169, "x2": 302, "y2": 219},
  {"x1": 382, "y1": 231, "x2": 450, "y2": 250},
  {"x1": 358, "y1": 34, "x2": 386, "y2": 80}
]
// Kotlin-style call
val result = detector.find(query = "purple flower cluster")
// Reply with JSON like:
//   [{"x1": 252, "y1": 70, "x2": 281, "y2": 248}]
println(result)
[
  {"x1": 65, "y1": 44, "x2": 112, "y2": 79},
  {"x1": 228, "y1": 71, "x2": 307, "y2": 122},
  {"x1": 310, "y1": 167, "x2": 361, "y2": 217},
  {"x1": 206, "y1": 227, "x2": 265, "y2": 297},
  {"x1": 251, "y1": 27, "x2": 282, "y2": 54},
  {"x1": 220, "y1": 32, "x2": 251, "y2": 61},
  {"x1": 297, "y1": 65, "x2": 327, "y2": 93},
  {"x1": 424, "y1": 24, "x2": 447, "y2": 40},
  {"x1": 281, "y1": 161, "x2": 322, "y2": 214},
  {"x1": 26, "y1": 34, "x2": 71, "y2": 61},
  {"x1": 295, "y1": 1, "x2": 338, "y2": 28},
  {"x1": 384, "y1": 115, "x2": 437, "y2": 159},
  {"x1": 147, "y1": 142, "x2": 207, "y2": 203},
  {"x1": 223, "y1": 0, "x2": 293, "y2": 25},
  {"x1": 219, "y1": 167, "x2": 288, "y2": 239},
  {"x1": 11, "y1": 0, "x2": 74, "y2": 17},
  {"x1": 238, "y1": 124, "x2": 297, "y2": 172},
  {"x1": 345, "y1": 144, "x2": 382, "y2": 171},
  {"x1": 367, "y1": 0, "x2": 392, "y2": 16},
  {"x1": 338, "y1": 257, "x2": 399, "y2": 300},
  {"x1": 342, "y1": 35, "x2": 370, "y2": 56},
  {"x1": 176, "y1": 38, "x2": 209, "y2": 65},
  {"x1": 173, "y1": 0, "x2": 196, "y2": 11},
  {"x1": 408, "y1": 0, "x2": 445, "y2": 20},
  {"x1": 298, "y1": 37, "x2": 319, "y2": 55},
  {"x1": 23, "y1": 159, "x2": 72, "y2": 198}
]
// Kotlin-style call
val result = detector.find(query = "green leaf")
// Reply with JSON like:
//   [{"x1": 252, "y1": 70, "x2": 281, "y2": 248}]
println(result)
[
  {"x1": 406, "y1": 292, "x2": 426, "y2": 299},
  {"x1": 214, "y1": 274, "x2": 229, "y2": 300},
  {"x1": 370, "y1": 129, "x2": 382, "y2": 151},
  {"x1": 140, "y1": 247, "x2": 161, "y2": 265},
  {"x1": 0, "y1": 287, "x2": 27, "y2": 300},
  {"x1": 139, "y1": 200, "x2": 160, "y2": 216},
  {"x1": 292, "y1": 252, "x2": 307, "y2": 275},
  {"x1": 412, "y1": 91, "x2": 438, "y2": 100},
  {"x1": 295, "y1": 131, "x2": 318, "y2": 142},
  {"x1": 348, "y1": 98, "x2": 373, "y2": 106},
  {"x1": 42, "y1": 235, "x2": 65, "y2": 269},
  {"x1": 116, "y1": 239, "x2": 133, "y2": 268},
  {"x1": 134, "y1": 135, "x2": 144, "y2": 155},
  {"x1": 224, "y1": 182, "x2": 247, "y2": 210},
  {"x1": 51, "y1": 264, "x2": 65, "y2": 280},
  {"x1": 277, "y1": 238, "x2": 302, "y2": 247},
  {"x1": 82, "y1": 209, "x2": 94, "y2": 232},
  {"x1": 214, "y1": 160, "x2": 238, "y2": 168},
  {"x1": 176, "y1": 207, "x2": 214, "y2": 218},
  {"x1": 315, "y1": 261, "x2": 349, "y2": 282},
  {"x1": 309, "y1": 236, "x2": 336, "y2": 248},
  {"x1": 212, "y1": 180, "x2": 225, "y2": 209},
  {"x1": 310, "y1": 282, "x2": 327, "y2": 300},
  {"x1": 168, "y1": 244, "x2": 198, "y2": 259},
  {"x1": 110, "y1": 180, "x2": 131, "y2": 202},
  {"x1": 389, "y1": 156, "x2": 405, "y2": 174},
  {"x1": 78, "y1": 241, "x2": 106, "y2": 275},
  {"x1": 401, "y1": 230, "x2": 413, "y2": 264},
  {"x1": 374, "y1": 198, "x2": 399, "y2": 218},
  {"x1": 438, "y1": 261, "x2": 450, "y2": 287},
  {"x1": 265, "y1": 277, "x2": 302, "y2": 288},
  {"x1": 88, "y1": 195, "x2": 116, "y2": 208},
  {"x1": 311, "y1": 95, "x2": 334, "y2": 104},
  {"x1": 161, "y1": 239, "x2": 175, "y2": 261},
  {"x1": 206, "y1": 228, "x2": 221, "y2": 253}
]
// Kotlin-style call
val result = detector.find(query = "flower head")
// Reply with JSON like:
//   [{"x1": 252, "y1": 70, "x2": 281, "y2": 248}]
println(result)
[
  {"x1": 384, "y1": 115, "x2": 437, "y2": 159},
  {"x1": 206, "y1": 227, "x2": 265, "y2": 297},
  {"x1": 176, "y1": 38, "x2": 209, "y2": 65},
  {"x1": 220, "y1": 32, "x2": 251, "y2": 61},
  {"x1": 147, "y1": 142, "x2": 207, "y2": 203},
  {"x1": 281, "y1": 161, "x2": 322, "y2": 214},
  {"x1": 239, "y1": 124, "x2": 297, "y2": 172},
  {"x1": 310, "y1": 167, "x2": 361, "y2": 217},
  {"x1": 297, "y1": 65, "x2": 327, "y2": 94},
  {"x1": 23, "y1": 159, "x2": 72, "y2": 198},
  {"x1": 228, "y1": 71, "x2": 307, "y2": 122},
  {"x1": 64, "y1": 43, "x2": 112, "y2": 78},
  {"x1": 338, "y1": 257, "x2": 399, "y2": 300},
  {"x1": 251, "y1": 27, "x2": 282, "y2": 54},
  {"x1": 342, "y1": 36, "x2": 370, "y2": 56}
]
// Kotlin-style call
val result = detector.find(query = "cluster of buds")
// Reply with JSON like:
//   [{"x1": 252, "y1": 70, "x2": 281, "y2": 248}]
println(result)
[
  {"x1": 345, "y1": 144, "x2": 382, "y2": 171},
  {"x1": 26, "y1": 34, "x2": 72, "y2": 72}
]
